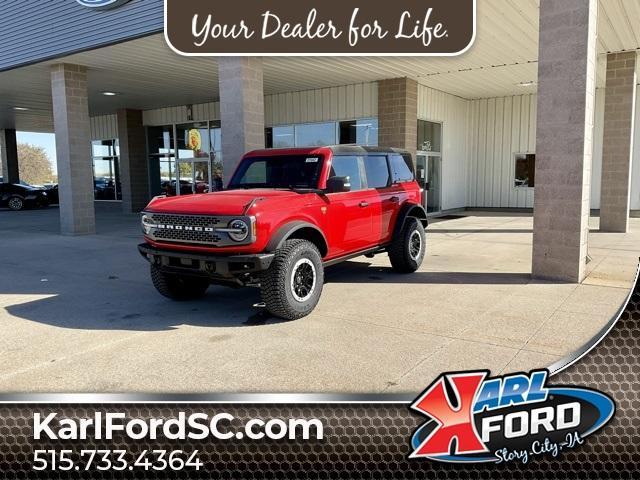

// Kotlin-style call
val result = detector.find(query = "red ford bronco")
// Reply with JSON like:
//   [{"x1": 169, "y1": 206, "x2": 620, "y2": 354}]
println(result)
[{"x1": 139, "y1": 146, "x2": 427, "y2": 320}]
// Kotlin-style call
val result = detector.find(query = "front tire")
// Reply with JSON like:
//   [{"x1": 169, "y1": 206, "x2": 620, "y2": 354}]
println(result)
[
  {"x1": 388, "y1": 217, "x2": 426, "y2": 273},
  {"x1": 260, "y1": 239, "x2": 324, "y2": 320},
  {"x1": 150, "y1": 264, "x2": 209, "y2": 300},
  {"x1": 8, "y1": 196, "x2": 24, "y2": 211}
]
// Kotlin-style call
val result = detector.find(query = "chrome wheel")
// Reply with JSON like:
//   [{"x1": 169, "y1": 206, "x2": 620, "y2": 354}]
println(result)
[
  {"x1": 290, "y1": 258, "x2": 316, "y2": 303},
  {"x1": 8, "y1": 197, "x2": 23, "y2": 211},
  {"x1": 409, "y1": 230, "x2": 422, "y2": 261}
]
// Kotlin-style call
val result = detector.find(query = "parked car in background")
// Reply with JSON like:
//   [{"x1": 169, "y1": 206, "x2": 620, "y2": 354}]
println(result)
[
  {"x1": 0, "y1": 182, "x2": 50, "y2": 210},
  {"x1": 94, "y1": 177, "x2": 117, "y2": 200},
  {"x1": 163, "y1": 179, "x2": 210, "y2": 196},
  {"x1": 43, "y1": 183, "x2": 59, "y2": 204}
]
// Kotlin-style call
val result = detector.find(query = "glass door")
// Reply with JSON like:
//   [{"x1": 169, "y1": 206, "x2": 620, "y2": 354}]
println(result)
[
  {"x1": 147, "y1": 126, "x2": 175, "y2": 197},
  {"x1": 416, "y1": 152, "x2": 442, "y2": 214},
  {"x1": 417, "y1": 120, "x2": 443, "y2": 215},
  {"x1": 426, "y1": 155, "x2": 442, "y2": 214},
  {"x1": 176, "y1": 122, "x2": 212, "y2": 195}
]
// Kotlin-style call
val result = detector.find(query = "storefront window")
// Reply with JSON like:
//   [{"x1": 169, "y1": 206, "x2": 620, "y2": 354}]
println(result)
[
  {"x1": 177, "y1": 122, "x2": 211, "y2": 160},
  {"x1": 339, "y1": 118, "x2": 378, "y2": 146},
  {"x1": 295, "y1": 122, "x2": 336, "y2": 147},
  {"x1": 272, "y1": 125, "x2": 295, "y2": 148},
  {"x1": 417, "y1": 120, "x2": 442, "y2": 153},
  {"x1": 147, "y1": 126, "x2": 176, "y2": 196},
  {"x1": 266, "y1": 118, "x2": 378, "y2": 148},
  {"x1": 514, "y1": 154, "x2": 536, "y2": 187},
  {"x1": 92, "y1": 139, "x2": 121, "y2": 201}
]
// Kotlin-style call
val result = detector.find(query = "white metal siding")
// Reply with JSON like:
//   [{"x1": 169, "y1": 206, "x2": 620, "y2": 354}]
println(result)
[
  {"x1": 141, "y1": 83, "x2": 377, "y2": 127},
  {"x1": 467, "y1": 94, "x2": 537, "y2": 208},
  {"x1": 142, "y1": 102, "x2": 221, "y2": 126},
  {"x1": 417, "y1": 85, "x2": 469, "y2": 211},
  {"x1": 468, "y1": 89, "x2": 640, "y2": 211},
  {"x1": 90, "y1": 114, "x2": 118, "y2": 141},
  {"x1": 264, "y1": 83, "x2": 378, "y2": 126}
]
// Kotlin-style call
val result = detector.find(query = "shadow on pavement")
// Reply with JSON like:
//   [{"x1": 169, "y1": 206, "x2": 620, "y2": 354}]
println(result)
[{"x1": 325, "y1": 261, "x2": 533, "y2": 285}]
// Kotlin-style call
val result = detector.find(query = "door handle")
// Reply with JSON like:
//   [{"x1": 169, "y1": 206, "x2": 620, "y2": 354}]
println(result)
[
  {"x1": 389, "y1": 196, "x2": 400, "y2": 203},
  {"x1": 359, "y1": 201, "x2": 369, "y2": 208}
]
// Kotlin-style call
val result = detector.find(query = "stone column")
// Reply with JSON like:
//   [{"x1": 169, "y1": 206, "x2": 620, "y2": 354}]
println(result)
[
  {"x1": 599, "y1": 51, "x2": 637, "y2": 233},
  {"x1": 218, "y1": 57, "x2": 265, "y2": 185},
  {"x1": 532, "y1": 0, "x2": 598, "y2": 283},
  {"x1": 0, "y1": 129, "x2": 19, "y2": 184},
  {"x1": 51, "y1": 64, "x2": 95, "y2": 235},
  {"x1": 117, "y1": 109, "x2": 149, "y2": 213},
  {"x1": 377, "y1": 77, "x2": 418, "y2": 161}
]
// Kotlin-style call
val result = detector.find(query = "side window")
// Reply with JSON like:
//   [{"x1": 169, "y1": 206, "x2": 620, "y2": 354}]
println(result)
[
  {"x1": 240, "y1": 161, "x2": 267, "y2": 183},
  {"x1": 363, "y1": 155, "x2": 390, "y2": 189},
  {"x1": 330, "y1": 156, "x2": 363, "y2": 191},
  {"x1": 390, "y1": 154, "x2": 414, "y2": 183}
]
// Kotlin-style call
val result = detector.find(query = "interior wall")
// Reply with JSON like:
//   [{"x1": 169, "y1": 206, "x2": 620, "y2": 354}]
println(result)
[{"x1": 417, "y1": 85, "x2": 469, "y2": 211}]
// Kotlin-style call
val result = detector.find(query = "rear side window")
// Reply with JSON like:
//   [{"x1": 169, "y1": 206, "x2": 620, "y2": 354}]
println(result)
[
  {"x1": 330, "y1": 156, "x2": 363, "y2": 191},
  {"x1": 390, "y1": 154, "x2": 414, "y2": 183},
  {"x1": 363, "y1": 155, "x2": 390, "y2": 189}
]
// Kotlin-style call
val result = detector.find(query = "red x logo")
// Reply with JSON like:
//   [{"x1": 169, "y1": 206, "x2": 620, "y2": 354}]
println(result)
[{"x1": 410, "y1": 372, "x2": 488, "y2": 458}]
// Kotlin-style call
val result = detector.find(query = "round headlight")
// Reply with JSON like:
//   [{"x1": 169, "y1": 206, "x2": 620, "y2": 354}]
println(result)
[
  {"x1": 228, "y1": 219, "x2": 250, "y2": 242},
  {"x1": 141, "y1": 214, "x2": 154, "y2": 234}
]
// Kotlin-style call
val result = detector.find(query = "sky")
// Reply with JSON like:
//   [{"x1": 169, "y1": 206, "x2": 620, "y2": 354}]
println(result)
[{"x1": 16, "y1": 131, "x2": 58, "y2": 174}]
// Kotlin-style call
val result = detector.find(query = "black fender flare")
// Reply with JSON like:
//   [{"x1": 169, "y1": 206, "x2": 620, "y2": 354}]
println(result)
[
  {"x1": 393, "y1": 203, "x2": 428, "y2": 238},
  {"x1": 266, "y1": 221, "x2": 329, "y2": 257}
]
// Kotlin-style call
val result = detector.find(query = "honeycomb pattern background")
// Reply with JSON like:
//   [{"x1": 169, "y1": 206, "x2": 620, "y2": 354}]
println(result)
[{"x1": 0, "y1": 275, "x2": 637, "y2": 479}]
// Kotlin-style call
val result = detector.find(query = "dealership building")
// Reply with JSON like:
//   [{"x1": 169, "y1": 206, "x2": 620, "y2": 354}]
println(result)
[{"x1": 0, "y1": 0, "x2": 638, "y2": 283}]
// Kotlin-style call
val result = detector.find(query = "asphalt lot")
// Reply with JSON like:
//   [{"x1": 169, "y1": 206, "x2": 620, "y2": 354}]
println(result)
[{"x1": 0, "y1": 204, "x2": 637, "y2": 393}]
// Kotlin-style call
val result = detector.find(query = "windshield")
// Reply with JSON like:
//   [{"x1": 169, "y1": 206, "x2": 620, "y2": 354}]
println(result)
[{"x1": 228, "y1": 155, "x2": 324, "y2": 190}]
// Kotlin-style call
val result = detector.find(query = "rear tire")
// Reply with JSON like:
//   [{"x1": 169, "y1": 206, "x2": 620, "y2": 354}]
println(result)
[
  {"x1": 388, "y1": 217, "x2": 426, "y2": 273},
  {"x1": 260, "y1": 239, "x2": 324, "y2": 320},
  {"x1": 150, "y1": 264, "x2": 209, "y2": 300},
  {"x1": 8, "y1": 196, "x2": 24, "y2": 211}
]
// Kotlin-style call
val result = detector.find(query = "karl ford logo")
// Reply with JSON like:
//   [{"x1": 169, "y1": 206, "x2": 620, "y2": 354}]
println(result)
[
  {"x1": 410, "y1": 370, "x2": 615, "y2": 464},
  {"x1": 76, "y1": 0, "x2": 132, "y2": 10}
]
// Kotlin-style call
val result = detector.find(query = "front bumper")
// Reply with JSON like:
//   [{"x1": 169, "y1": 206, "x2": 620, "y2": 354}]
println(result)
[{"x1": 138, "y1": 243, "x2": 274, "y2": 283}]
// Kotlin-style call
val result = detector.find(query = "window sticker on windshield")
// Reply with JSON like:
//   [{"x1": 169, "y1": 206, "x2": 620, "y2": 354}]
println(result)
[{"x1": 306, "y1": 157, "x2": 319, "y2": 163}]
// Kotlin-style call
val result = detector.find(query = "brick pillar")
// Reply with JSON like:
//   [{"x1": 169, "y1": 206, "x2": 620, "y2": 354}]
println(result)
[
  {"x1": 218, "y1": 57, "x2": 264, "y2": 185},
  {"x1": 0, "y1": 129, "x2": 19, "y2": 184},
  {"x1": 117, "y1": 109, "x2": 149, "y2": 213},
  {"x1": 599, "y1": 51, "x2": 637, "y2": 233},
  {"x1": 51, "y1": 64, "x2": 95, "y2": 235},
  {"x1": 532, "y1": 0, "x2": 597, "y2": 283},
  {"x1": 377, "y1": 78, "x2": 418, "y2": 161}
]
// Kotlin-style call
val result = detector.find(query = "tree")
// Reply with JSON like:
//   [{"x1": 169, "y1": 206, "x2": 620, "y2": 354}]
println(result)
[{"x1": 17, "y1": 143, "x2": 55, "y2": 185}]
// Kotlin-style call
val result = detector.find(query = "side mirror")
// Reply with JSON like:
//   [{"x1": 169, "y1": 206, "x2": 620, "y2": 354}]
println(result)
[{"x1": 326, "y1": 176, "x2": 351, "y2": 193}]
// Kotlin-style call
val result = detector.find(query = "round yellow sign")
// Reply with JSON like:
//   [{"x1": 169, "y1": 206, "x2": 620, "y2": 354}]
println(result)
[{"x1": 187, "y1": 129, "x2": 202, "y2": 152}]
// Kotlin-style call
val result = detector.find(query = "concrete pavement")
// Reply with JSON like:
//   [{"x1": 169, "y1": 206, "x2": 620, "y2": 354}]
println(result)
[{"x1": 0, "y1": 204, "x2": 637, "y2": 393}]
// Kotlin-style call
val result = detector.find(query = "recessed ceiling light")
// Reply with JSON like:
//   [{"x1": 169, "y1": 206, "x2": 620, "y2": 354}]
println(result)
[
  {"x1": 517, "y1": 81, "x2": 536, "y2": 87},
  {"x1": 12, "y1": 106, "x2": 29, "y2": 111},
  {"x1": 102, "y1": 91, "x2": 118, "y2": 96}
]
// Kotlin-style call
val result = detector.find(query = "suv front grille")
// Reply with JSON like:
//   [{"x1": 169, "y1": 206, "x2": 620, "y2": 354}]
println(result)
[{"x1": 142, "y1": 213, "x2": 251, "y2": 247}]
